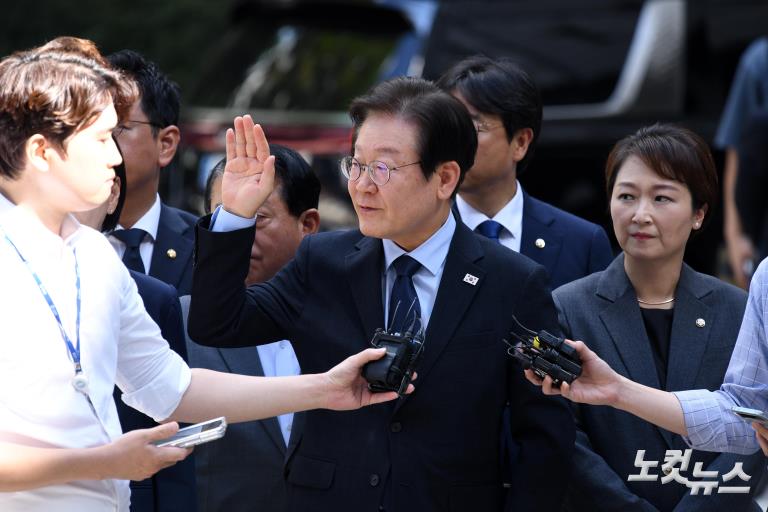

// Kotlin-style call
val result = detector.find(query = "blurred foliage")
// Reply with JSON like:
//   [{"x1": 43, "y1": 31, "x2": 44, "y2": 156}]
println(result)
[{"x1": 0, "y1": 0, "x2": 229, "y2": 96}]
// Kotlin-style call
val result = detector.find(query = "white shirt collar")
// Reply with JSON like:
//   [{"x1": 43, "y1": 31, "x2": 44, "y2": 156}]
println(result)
[
  {"x1": 382, "y1": 212, "x2": 456, "y2": 276},
  {"x1": 117, "y1": 194, "x2": 161, "y2": 241},
  {"x1": 456, "y1": 181, "x2": 524, "y2": 241},
  {"x1": 0, "y1": 192, "x2": 84, "y2": 257}
]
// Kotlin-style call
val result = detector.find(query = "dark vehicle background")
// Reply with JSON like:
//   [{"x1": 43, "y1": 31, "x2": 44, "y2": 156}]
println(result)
[{"x1": 179, "y1": 0, "x2": 767, "y2": 276}]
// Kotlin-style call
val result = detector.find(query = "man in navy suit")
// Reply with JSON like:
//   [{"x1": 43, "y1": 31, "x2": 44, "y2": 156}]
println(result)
[
  {"x1": 107, "y1": 50, "x2": 196, "y2": 295},
  {"x1": 189, "y1": 78, "x2": 574, "y2": 511},
  {"x1": 182, "y1": 145, "x2": 320, "y2": 512},
  {"x1": 437, "y1": 56, "x2": 613, "y2": 289}
]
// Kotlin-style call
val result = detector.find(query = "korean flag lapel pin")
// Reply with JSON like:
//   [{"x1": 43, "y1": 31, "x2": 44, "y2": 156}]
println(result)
[{"x1": 463, "y1": 273, "x2": 479, "y2": 286}]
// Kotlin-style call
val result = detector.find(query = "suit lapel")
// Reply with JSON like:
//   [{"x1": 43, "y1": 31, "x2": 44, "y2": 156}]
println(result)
[
  {"x1": 394, "y1": 223, "x2": 485, "y2": 413},
  {"x1": 286, "y1": 411, "x2": 304, "y2": 461},
  {"x1": 150, "y1": 205, "x2": 193, "y2": 290},
  {"x1": 597, "y1": 257, "x2": 661, "y2": 391},
  {"x1": 520, "y1": 192, "x2": 562, "y2": 273},
  {"x1": 220, "y1": 346, "x2": 287, "y2": 453},
  {"x1": 665, "y1": 265, "x2": 713, "y2": 394},
  {"x1": 345, "y1": 236, "x2": 385, "y2": 342},
  {"x1": 597, "y1": 257, "x2": 704, "y2": 449}
]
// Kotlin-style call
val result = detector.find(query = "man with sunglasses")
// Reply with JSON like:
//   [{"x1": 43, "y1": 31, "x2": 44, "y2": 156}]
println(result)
[
  {"x1": 189, "y1": 77, "x2": 574, "y2": 512},
  {"x1": 108, "y1": 50, "x2": 197, "y2": 295}
]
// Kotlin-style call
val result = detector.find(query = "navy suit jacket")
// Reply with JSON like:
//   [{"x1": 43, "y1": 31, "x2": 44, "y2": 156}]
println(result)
[
  {"x1": 519, "y1": 192, "x2": 613, "y2": 289},
  {"x1": 454, "y1": 192, "x2": 613, "y2": 289},
  {"x1": 113, "y1": 271, "x2": 197, "y2": 512},
  {"x1": 179, "y1": 295, "x2": 304, "y2": 512},
  {"x1": 149, "y1": 204, "x2": 197, "y2": 296},
  {"x1": 553, "y1": 255, "x2": 766, "y2": 511},
  {"x1": 188, "y1": 218, "x2": 575, "y2": 512}
]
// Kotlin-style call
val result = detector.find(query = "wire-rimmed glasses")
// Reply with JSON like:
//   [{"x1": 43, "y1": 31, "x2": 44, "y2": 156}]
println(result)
[{"x1": 340, "y1": 156, "x2": 421, "y2": 186}]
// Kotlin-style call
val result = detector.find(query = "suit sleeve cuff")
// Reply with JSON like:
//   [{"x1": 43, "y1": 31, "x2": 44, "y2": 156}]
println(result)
[{"x1": 211, "y1": 205, "x2": 256, "y2": 232}]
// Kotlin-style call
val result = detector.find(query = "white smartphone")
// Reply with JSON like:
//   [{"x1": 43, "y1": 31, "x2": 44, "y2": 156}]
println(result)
[
  {"x1": 152, "y1": 417, "x2": 227, "y2": 448},
  {"x1": 731, "y1": 406, "x2": 768, "y2": 427}
]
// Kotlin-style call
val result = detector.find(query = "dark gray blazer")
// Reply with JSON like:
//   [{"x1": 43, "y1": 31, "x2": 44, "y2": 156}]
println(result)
[
  {"x1": 180, "y1": 295, "x2": 303, "y2": 512},
  {"x1": 554, "y1": 255, "x2": 766, "y2": 512}
]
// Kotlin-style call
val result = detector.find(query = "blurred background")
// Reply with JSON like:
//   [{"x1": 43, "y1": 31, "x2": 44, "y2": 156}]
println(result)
[{"x1": 2, "y1": 0, "x2": 766, "y2": 276}]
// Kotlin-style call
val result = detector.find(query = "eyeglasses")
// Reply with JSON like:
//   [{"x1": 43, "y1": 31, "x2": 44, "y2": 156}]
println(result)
[
  {"x1": 112, "y1": 120, "x2": 162, "y2": 138},
  {"x1": 472, "y1": 118, "x2": 503, "y2": 134},
  {"x1": 340, "y1": 156, "x2": 421, "y2": 186}
]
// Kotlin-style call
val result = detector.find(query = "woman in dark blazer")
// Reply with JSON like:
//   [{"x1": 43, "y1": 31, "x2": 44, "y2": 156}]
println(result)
[{"x1": 553, "y1": 124, "x2": 765, "y2": 511}]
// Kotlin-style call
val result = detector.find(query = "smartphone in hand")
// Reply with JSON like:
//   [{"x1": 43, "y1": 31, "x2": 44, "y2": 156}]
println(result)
[
  {"x1": 731, "y1": 406, "x2": 768, "y2": 427},
  {"x1": 152, "y1": 417, "x2": 227, "y2": 448}
]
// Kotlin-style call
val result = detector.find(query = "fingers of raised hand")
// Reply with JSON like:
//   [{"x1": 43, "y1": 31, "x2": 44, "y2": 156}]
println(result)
[
  {"x1": 242, "y1": 115, "x2": 258, "y2": 158},
  {"x1": 225, "y1": 128, "x2": 235, "y2": 162},
  {"x1": 252, "y1": 122, "x2": 270, "y2": 162},
  {"x1": 233, "y1": 116, "x2": 247, "y2": 158}
]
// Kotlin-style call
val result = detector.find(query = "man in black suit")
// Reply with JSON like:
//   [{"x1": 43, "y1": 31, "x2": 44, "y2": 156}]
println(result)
[
  {"x1": 437, "y1": 56, "x2": 613, "y2": 289},
  {"x1": 189, "y1": 77, "x2": 574, "y2": 512},
  {"x1": 108, "y1": 50, "x2": 196, "y2": 295}
]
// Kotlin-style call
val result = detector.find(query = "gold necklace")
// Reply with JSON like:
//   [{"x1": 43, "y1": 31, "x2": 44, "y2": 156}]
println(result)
[{"x1": 637, "y1": 297, "x2": 675, "y2": 305}]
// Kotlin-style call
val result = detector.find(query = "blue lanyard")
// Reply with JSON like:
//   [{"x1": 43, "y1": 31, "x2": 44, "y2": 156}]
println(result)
[{"x1": 1, "y1": 228, "x2": 82, "y2": 373}]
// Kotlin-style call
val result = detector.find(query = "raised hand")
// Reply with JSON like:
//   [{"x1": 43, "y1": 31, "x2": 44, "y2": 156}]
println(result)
[
  {"x1": 322, "y1": 348, "x2": 415, "y2": 410},
  {"x1": 524, "y1": 339, "x2": 622, "y2": 407},
  {"x1": 221, "y1": 115, "x2": 276, "y2": 219}
]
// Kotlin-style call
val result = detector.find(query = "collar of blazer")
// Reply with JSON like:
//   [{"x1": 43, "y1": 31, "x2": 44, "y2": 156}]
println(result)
[
  {"x1": 150, "y1": 204, "x2": 194, "y2": 288},
  {"x1": 595, "y1": 253, "x2": 714, "y2": 303}
]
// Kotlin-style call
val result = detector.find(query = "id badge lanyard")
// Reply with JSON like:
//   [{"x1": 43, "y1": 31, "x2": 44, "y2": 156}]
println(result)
[{"x1": 1, "y1": 227, "x2": 89, "y2": 395}]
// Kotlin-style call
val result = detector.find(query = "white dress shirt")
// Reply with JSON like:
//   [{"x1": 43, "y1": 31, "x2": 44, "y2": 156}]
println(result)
[
  {"x1": 381, "y1": 213, "x2": 455, "y2": 331},
  {"x1": 109, "y1": 194, "x2": 162, "y2": 274},
  {"x1": 456, "y1": 181, "x2": 524, "y2": 252},
  {"x1": 257, "y1": 341, "x2": 301, "y2": 445},
  {"x1": 0, "y1": 194, "x2": 191, "y2": 512}
]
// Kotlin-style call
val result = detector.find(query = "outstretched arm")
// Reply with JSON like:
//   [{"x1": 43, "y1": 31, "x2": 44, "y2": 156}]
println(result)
[
  {"x1": 525, "y1": 340, "x2": 687, "y2": 436},
  {"x1": 169, "y1": 347, "x2": 410, "y2": 424}
]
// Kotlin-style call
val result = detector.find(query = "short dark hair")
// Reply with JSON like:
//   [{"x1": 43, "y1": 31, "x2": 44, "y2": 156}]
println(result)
[
  {"x1": 437, "y1": 55, "x2": 542, "y2": 172},
  {"x1": 349, "y1": 76, "x2": 476, "y2": 196},
  {"x1": 0, "y1": 37, "x2": 136, "y2": 179},
  {"x1": 203, "y1": 158, "x2": 226, "y2": 215},
  {"x1": 107, "y1": 49, "x2": 180, "y2": 133},
  {"x1": 604, "y1": 124, "x2": 718, "y2": 229},
  {"x1": 204, "y1": 144, "x2": 321, "y2": 217}
]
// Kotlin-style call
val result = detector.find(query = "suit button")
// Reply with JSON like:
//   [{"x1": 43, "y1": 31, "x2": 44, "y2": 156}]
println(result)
[
  {"x1": 369, "y1": 474, "x2": 380, "y2": 486},
  {"x1": 390, "y1": 422, "x2": 402, "y2": 433}
]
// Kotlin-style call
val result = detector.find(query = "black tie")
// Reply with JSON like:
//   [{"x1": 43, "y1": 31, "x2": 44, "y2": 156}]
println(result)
[
  {"x1": 475, "y1": 220, "x2": 503, "y2": 244},
  {"x1": 112, "y1": 228, "x2": 147, "y2": 273},
  {"x1": 388, "y1": 255, "x2": 422, "y2": 334}
]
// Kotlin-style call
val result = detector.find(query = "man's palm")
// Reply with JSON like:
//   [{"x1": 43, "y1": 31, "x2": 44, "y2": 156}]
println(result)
[{"x1": 220, "y1": 115, "x2": 275, "y2": 218}]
